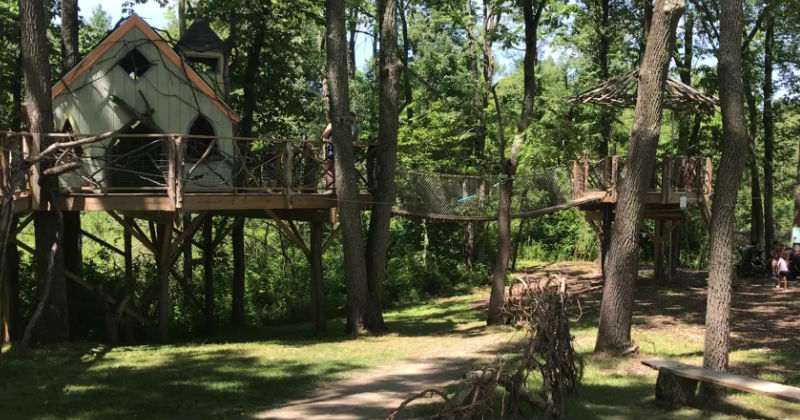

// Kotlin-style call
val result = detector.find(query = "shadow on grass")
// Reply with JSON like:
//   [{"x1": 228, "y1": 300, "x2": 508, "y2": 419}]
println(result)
[{"x1": 0, "y1": 344, "x2": 361, "y2": 420}]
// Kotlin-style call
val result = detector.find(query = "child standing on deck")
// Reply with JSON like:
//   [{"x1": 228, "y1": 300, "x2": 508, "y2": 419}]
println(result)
[{"x1": 777, "y1": 251, "x2": 790, "y2": 290}]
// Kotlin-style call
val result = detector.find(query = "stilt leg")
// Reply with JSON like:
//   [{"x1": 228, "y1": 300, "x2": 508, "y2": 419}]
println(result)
[
  {"x1": 310, "y1": 222, "x2": 326, "y2": 333},
  {"x1": 203, "y1": 217, "x2": 214, "y2": 333}
]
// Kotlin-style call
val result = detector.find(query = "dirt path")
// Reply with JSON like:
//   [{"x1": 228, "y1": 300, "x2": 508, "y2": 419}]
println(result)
[{"x1": 254, "y1": 332, "x2": 509, "y2": 420}]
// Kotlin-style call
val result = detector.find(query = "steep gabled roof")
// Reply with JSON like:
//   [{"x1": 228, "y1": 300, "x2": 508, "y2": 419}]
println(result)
[
  {"x1": 52, "y1": 14, "x2": 240, "y2": 124},
  {"x1": 176, "y1": 19, "x2": 226, "y2": 53}
]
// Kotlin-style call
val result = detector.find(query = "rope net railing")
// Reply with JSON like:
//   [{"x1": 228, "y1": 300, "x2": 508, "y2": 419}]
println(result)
[{"x1": 0, "y1": 132, "x2": 711, "y2": 221}]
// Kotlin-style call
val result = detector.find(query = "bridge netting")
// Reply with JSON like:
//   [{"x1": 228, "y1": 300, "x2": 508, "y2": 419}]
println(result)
[{"x1": 394, "y1": 165, "x2": 578, "y2": 222}]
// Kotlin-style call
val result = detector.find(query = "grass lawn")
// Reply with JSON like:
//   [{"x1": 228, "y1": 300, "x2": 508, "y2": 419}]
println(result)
[
  {"x1": 2, "y1": 261, "x2": 800, "y2": 420},
  {"x1": 0, "y1": 289, "x2": 513, "y2": 420}
]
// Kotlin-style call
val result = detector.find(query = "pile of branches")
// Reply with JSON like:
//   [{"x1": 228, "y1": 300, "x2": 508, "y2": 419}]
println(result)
[{"x1": 386, "y1": 275, "x2": 582, "y2": 420}]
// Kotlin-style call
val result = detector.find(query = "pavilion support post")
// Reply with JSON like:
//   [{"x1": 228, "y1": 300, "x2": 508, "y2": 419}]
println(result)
[
  {"x1": 203, "y1": 217, "x2": 214, "y2": 333},
  {"x1": 232, "y1": 218, "x2": 245, "y2": 327},
  {"x1": 157, "y1": 219, "x2": 174, "y2": 343},
  {"x1": 601, "y1": 204, "x2": 613, "y2": 281},
  {"x1": 310, "y1": 222, "x2": 326, "y2": 333},
  {"x1": 124, "y1": 217, "x2": 135, "y2": 343},
  {"x1": 63, "y1": 211, "x2": 82, "y2": 339}
]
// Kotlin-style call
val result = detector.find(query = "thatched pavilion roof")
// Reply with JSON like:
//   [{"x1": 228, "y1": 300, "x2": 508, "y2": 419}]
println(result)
[{"x1": 566, "y1": 70, "x2": 719, "y2": 114}]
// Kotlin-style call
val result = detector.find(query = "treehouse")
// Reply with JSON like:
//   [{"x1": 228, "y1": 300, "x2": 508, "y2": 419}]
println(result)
[{"x1": 52, "y1": 14, "x2": 238, "y2": 193}]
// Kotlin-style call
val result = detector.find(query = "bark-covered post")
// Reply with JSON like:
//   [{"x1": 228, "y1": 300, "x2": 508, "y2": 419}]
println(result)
[
  {"x1": 232, "y1": 218, "x2": 245, "y2": 327},
  {"x1": 203, "y1": 217, "x2": 214, "y2": 332},
  {"x1": 594, "y1": 0, "x2": 684, "y2": 353},
  {"x1": 158, "y1": 220, "x2": 174, "y2": 343},
  {"x1": 124, "y1": 217, "x2": 134, "y2": 343},
  {"x1": 701, "y1": 0, "x2": 750, "y2": 399},
  {"x1": 326, "y1": 0, "x2": 370, "y2": 333},
  {"x1": 310, "y1": 222, "x2": 326, "y2": 333}
]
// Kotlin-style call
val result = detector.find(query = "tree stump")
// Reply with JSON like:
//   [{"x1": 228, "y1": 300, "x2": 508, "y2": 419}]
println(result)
[{"x1": 655, "y1": 370, "x2": 697, "y2": 407}]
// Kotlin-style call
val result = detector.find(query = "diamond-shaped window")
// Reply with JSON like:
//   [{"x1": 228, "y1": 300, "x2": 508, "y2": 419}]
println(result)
[{"x1": 117, "y1": 48, "x2": 152, "y2": 80}]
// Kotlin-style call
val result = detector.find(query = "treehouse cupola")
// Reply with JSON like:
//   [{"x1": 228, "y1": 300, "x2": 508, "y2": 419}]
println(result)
[{"x1": 175, "y1": 18, "x2": 228, "y2": 98}]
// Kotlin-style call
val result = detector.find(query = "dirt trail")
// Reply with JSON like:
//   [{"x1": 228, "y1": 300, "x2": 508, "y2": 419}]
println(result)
[{"x1": 254, "y1": 332, "x2": 509, "y2": 420}]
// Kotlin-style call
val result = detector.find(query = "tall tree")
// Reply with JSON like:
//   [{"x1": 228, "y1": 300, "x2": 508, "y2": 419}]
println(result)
[
  {"x1": 20, "y1": 0, "x2": 69, "y2": 344},
  {"x1": 702, "y1": 0, "x2": 750, "y2": 399},
  {"x1": 762, "y1": 3, "x2": 775, "y2": 247},
  {"x1": 365, "y1": 0, "x2": 403, "y2": 331},
  {"x1": 594, "y1": 0, "x2": 684, "y2": 353},
  {"x1": 487, "y1": 0, "x2": 546, "y2": 325},
  {"x1": 326, "y1": 0, "x2": 370, "y2": 334},
  {"x1": 60, "y1": 0, "x2": 79, "y2": 72}
]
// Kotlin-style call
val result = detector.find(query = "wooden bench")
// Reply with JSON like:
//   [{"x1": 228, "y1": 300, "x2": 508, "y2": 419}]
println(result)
[{"x1": 642, "y1": 359, "x2": 800, "y2": 407}]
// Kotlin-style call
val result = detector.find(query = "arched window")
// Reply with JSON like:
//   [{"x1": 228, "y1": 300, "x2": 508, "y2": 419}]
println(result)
[
  {"x1": 187, "y1": 115, "x2": 217, "y2": 160},
  {"x1": 62, "y1": 119, "x2": 82, "y2": 157}
]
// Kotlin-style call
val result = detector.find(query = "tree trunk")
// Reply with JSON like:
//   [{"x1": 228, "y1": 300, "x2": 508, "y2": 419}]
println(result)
[
  {"x1": 326, "y1": 0, "x2": 370, "y2": 334},
  {"x1": 178, "y1": 0, "x2": 187, "y2": 38},
  {"x1": 60, "y1": 0, "x2": 79, "y2": 73},
  {"x1": 348, "y1": 7, "x2": 357, "y2": 80},
  {"x1": 203, "y1": 218, "x2": 214, "y2": 333},
  {"x1": 310, "y1": 222, "x2": 326, "y2": 333},
  {"x1": 21, "y1": 0, "x2": 68, "y2": 344},
  {"x1": 487, "y1": 0, "x2": 545, "y2": 325},
  {"x1": 701, "y1": 0, "x2": 749, "y2": 399},
  {"x1": 61, "y1": 0, "x2": 81, "y2": 332},
  {"x1": 365, "y1": 0, "x2": 403, "y2": 332},
  {"x1": 743, "y1": 51, "x2": 764, "y2": 246},
  {"x1": 6, "y1": 218, "x2": 21, "y2": 340},
  {"x1": 762, "y1": 10, "x2": 775, "y2": 247},
  {"x1": 594, "y1": 0, "x2": 684, "y2": 353},
  {"x1": 399, "y1": 0, "x2": 413, "y2": 121},
  {"x1": 232, "y1": 219, "x2": 245, "y2": 327}
]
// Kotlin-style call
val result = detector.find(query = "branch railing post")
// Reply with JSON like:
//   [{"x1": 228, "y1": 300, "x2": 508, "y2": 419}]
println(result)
[
  {"x1": 167, "y1": 135, "x2": 176, "y2": 209},
  {"x1": 283, "y1": 141, "x2": 293, "y2": 208},
  {"x1": 25, "y1": 134, "x2": 41, "y2": 210},
  {"x1": 174, "y1": 136, "x2": 184, "y2": 209}
]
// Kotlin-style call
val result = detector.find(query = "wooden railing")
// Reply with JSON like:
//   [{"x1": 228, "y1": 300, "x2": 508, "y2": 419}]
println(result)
[
  {"x1": 571, "y1": 154, "x2": 712, "y2": 203},
  {"x1": 0, "y1": 132, "x2": 375, "y2": 211}
]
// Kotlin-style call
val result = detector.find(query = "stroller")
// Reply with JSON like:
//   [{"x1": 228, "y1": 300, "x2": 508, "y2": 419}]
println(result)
[{"x1": 737, "y1": 245, "x2": 771, "y2": 281}]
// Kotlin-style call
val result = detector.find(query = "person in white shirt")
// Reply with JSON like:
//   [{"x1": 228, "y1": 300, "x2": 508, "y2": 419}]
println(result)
[{"x1": 777, "y1": 251, "x2": 790, "y2": 290}]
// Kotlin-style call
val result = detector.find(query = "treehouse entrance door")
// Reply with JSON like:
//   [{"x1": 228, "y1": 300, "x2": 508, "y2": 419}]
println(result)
[{"x1": 109, "y1": 122, "x2": 165, "y2": 189}]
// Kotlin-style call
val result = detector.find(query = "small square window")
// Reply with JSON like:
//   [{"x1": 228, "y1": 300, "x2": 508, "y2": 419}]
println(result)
[{"x1": 117, "y1": 48, "x2": 152, "y2": 80}]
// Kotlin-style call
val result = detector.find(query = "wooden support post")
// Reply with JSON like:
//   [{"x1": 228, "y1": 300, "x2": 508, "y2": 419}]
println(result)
[
  {"x1": 283, "y1": 142, "x2": 294, "y2": 208},
  {"x1": 610, "y1": 155, "x2": 620, "y2": 202},
  {"x1": 654, "y1": 219, "x2": 663, "y2": 282},
  {"x1": 25, "y1": 134, "x2": 42, "y2": 210},
  {"x1": 124, "y1": 217, "x2": 135, "y2": 343},
  {"x1": 158, "y1": 219, "x2": 174, "y2": 343},
  {"x1": 310, "y1": 222, "x2": 326, "y2": 333},
  {"x1": 5, "y1": 217, "x2": 20, "y2": 341},
  {"x1": 203, "y1": 217, "x2": 214, "y2": 333},
  {"x1": 601, "y1": 204, "x2": 613, "y2": 280},
  {"x1": 661, "y1": 158, "x2": 672, "y2": 204},
  {"x1": 231, "y1": 218, "x2": 245, "y2": 327},
  {"x1": 182, "y1": 212, "x2": 193, "y2": 329},
  {"x1": 63, "y1": 211, "x2": 82, "y2": 339}
]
